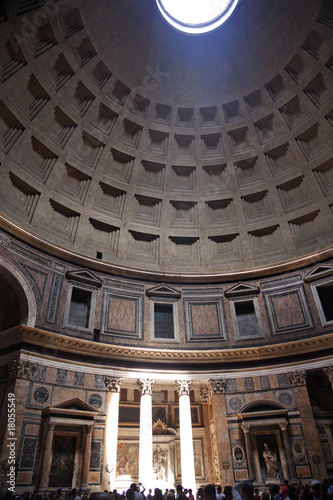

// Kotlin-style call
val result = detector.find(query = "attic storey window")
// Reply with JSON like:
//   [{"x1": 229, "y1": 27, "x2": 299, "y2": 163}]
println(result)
[
  {"x1": 224, "y1": 282, "x2": 264, "y2": 340},
  {"x1": 68, "y1": 287, "x2": 91, "y2": 329},
  {"x1": 64, "y1": 269, "x2": 102, "y2": 333},
  {"x1": 156, "y1": 0, "x2": 239, "y2": 35},
  {"x1": 154, "y1": 304, "x2": 174, "y2": 339},
  {"x1": 147, "y1": 284, "x2": 181, "y2": 343}
]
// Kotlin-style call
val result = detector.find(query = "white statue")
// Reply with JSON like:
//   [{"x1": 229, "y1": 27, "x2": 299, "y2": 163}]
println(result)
[
  {"x1": 153, "y1": 445, "x2": 167, "y2": 481},
  {"x1": 263, "y1": 443, "x2": 279, "y2": 480}
]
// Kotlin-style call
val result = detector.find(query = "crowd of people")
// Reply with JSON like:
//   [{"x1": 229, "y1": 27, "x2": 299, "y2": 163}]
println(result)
[{"x1": 1, "y1": 477, "x2": 333, "y2": 500}]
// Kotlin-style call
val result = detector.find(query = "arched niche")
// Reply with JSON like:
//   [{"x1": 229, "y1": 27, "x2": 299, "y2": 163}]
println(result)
[{"x1": 0, "y1": 257, "x2": 37, "y2": 330}]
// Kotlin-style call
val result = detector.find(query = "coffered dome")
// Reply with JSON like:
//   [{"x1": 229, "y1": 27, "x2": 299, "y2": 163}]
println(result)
[{"x1": 0, "y1": 0, "x2": 332, "y2": 279}]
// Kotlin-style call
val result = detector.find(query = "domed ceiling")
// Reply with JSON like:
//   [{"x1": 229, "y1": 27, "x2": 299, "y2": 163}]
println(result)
[{"x1": 0, "y1": 0, "x2": 332, "y2": 278}]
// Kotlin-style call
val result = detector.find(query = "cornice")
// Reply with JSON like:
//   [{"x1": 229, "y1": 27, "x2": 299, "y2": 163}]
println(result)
[
  {"x1": 1, "y1": 213, "x2": 333, "y2": 283},
  {"x1": 1, "y1": 325, "x2": 332, "y2": 367}
]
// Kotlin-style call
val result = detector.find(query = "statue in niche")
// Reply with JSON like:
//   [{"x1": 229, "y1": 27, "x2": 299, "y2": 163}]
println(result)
[
  {"x1": 263, "y1": 443, "x2": 279, "y2": 480},
  {"x1": 153, "y1": 445, "x2": 167, "y2": 481}
]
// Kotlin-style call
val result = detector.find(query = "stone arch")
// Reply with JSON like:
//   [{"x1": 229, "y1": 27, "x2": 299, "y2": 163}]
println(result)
[
  {"x1": 0, "y1": 256, "x2": 37, "y2": 329},
  {"x1": 239, "y1": 399, "x2": 288, "y2": 414}
]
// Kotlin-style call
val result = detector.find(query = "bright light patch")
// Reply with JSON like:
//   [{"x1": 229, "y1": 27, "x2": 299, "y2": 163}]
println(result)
[{"x1": 156, "y1": 0, "x2": 239, "y2": 35}]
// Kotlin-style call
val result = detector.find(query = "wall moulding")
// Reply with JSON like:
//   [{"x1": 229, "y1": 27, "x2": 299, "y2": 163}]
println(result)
[{"x1": 2, "y1": 325, "x2": 333, "y2": 370}]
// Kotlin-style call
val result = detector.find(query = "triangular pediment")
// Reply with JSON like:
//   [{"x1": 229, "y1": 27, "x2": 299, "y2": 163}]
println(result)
[
  {"x1": 304, "y1": 264, "x2": 333, "y2": 283},
  {"x1": 224, "y1": 282, "x2": 260, "y2": 297},
  {"x1": 66, "y1": 269, "x2": 103, "y2": 287},
  {"x1": 43, "y1": 397, "x2": 99, "y2": 416},
  {"x1": 146, "y1": 283, "x2": 181, "y2": 298}
]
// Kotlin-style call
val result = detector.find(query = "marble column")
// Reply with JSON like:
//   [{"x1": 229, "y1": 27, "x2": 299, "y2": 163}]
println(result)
[
  {"x1": 209, "y1": 378, "x2": 233, "y2": 485},
  {"x1": 39, "y1": 421, "x2": 56, "y2": 489},
  {"x1": 81, "y1": 425, "x2": 93, "y2": 488},
  {"x1": 200, "y1": 388, "x2": 215, "y2": 484},
  {"x1": 137, "y1": 378, "x2": 155, "y2": 487},
  {"x1": 288, "y1": 370, "x2": 326, "y2": 481},
  {"x1": 103, "y1": 376, "x2": 123, "y2": 490},
  {"x1": 279, "y1": 422, "x2": 297, "y2": 481},
  {"x1": 175, "y1": 380, "x2": 196, "y2": 493},
  {"x1": 241, "y1": 424, "x2": 255, "y2": 479}
]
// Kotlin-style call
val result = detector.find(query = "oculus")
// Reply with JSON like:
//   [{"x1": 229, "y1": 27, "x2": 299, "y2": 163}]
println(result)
[{"x1": 156, "y1": 0, "x2": 239, "y2": 34}]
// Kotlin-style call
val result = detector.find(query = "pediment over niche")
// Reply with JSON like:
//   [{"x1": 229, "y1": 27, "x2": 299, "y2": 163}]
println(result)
[
  {"x1": 66, "y1": 268, "x2": 103, "y2": 287},
  {"x1": 42, "y1": 397, "x2": 99, "y2": 418},
  {"x1": 224, "y1": 282, "x2": 260, "y2": 298},
  {"x1": 146, "y1": 283, "x2": 181, "y2": 299},
  {"x1": 304, "y1": 264, "x2": 333, "y2": 283}
]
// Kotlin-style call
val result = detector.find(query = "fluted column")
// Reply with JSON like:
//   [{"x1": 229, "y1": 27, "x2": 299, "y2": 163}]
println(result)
[
  {"x1": 279, "y1": 422, "x2": 297, "y2": 481},
  {"x1": 208, "y1": 378, "x2": 233, "y2": 485},
  {"x1": 200, "y1": 388, "x2": 215, "y2": 484},
  {"x1": 103, "y1": 376, "x2": 123, "y2": 490},
  {"x1": 39, "y1": 422, "x2": 56, "y2": 489},
  {"x1": 175, "y1": 380, "x2": 196, "y2": 492},
  {"x1": 137, "y1": 378, "x2": 155, "y2": 487},
  {"x1": 81, "y1": 425, "x2": 93, "y2": 488},
  {"x1": 241, "y1": 424, "x2": 255, "y2": 479},
  {"x1": 288, "y1": 370, "x2": 326, "y2": 481}
]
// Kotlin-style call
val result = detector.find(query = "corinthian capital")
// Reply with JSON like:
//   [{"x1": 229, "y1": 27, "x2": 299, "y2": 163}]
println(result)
[
  {"x1": 288, "y1": 370, "x2": 307, "y2": 386},
  {"x1": 137, "y1": 378, "x2": 156, "y2": 396},
  {"x1": 208, "y1": 378, "x2": 226, "y2": 393},
  {"x1": 105, "y1": 376, "x2": 123, "y2": 392},
  {"x1": 8, "y1": 360, "x2": 37, "y2": 379},
  {"x1": 175, "y1": 380, "x2": 192, "y2": 396},
  {"x1": 200, "y1": 386, "x2": 211, "y2": 403},
  {"x1": 323, "y1": 366, "x2": 333, "y2": 384}
]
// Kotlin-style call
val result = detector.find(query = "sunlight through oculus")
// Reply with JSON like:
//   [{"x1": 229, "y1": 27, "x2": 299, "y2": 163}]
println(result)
[{"x1": 156, "y1": 0, "x2": 239, "y2": 34}]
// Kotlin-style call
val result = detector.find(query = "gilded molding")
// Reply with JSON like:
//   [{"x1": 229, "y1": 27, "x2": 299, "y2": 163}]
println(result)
[{"x1": 2, "y1": 326, "x2": 333, "y2": 366}]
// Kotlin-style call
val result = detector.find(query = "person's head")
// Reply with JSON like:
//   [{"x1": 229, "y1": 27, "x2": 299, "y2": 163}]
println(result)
[
  {"x1": 223, "y1": 487, "x2": 232, "y2": 500},
  {"x1": 189, "y1": 491, "x2": 192, "y2": 496},
  {"x1": 126, "y1": 490, "x2": 135, "y2": 500},
  {"x1": 262, "y1": 493, "x2": 269, "y2": 500},
  {"x1": 312, "y1": 482, "x2": 320, "y2": 496},
  {"x1": 204, "y1": 485, "x2": 216, "y2": 500},
  {"x1": 154, "y1": 489, "x2": 164, "y2": 500},
  {"x1": 90, "y1": 493, "x2": 112, "y2": 500},
  {"x1": 269, "y1": 486, "x2": 279, "y2": 498},
  {"x1": 217, "y1": 487, "x2": 222, "y2": 494},
  {"x1": 177, "y1": 486, "x2": 183, "y2": 495},
  {"x1": 130, "y1": 485, "x2": 137, "y2": 493},
  {"x1": 240, "y1": 481, "x2": 254, "y2": 500},
  {"x1": 254, "y1": 490, "x2": 259, "y2": 496}
]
